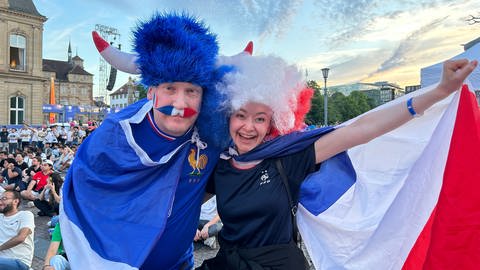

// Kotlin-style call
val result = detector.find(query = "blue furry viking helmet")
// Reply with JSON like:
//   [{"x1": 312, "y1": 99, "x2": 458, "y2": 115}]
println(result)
[
  {"x1": 92, "y1": 12, "x2": 219, "y2": 89},
  {"x1": 92, "y1": 12, "x2": 232, "y2": 148},
  {"x1": 133, "y1": 12, "x2": 219, "y2": 88}
]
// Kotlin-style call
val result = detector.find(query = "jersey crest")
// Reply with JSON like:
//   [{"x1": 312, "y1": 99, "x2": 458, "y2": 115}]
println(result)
[{"x1": 188, "y1": 148, "x2": 208, "y2": 176}]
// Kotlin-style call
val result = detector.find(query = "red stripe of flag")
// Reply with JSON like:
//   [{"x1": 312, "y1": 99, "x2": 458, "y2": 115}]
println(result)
[{"x1": 403, "y1": 85, "x2": 480, "y2": 269}]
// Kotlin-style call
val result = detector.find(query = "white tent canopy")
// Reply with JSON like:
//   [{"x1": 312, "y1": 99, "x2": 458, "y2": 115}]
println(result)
[{"x1": 420, "y1": 41, "x2": 480, "y2": 90}]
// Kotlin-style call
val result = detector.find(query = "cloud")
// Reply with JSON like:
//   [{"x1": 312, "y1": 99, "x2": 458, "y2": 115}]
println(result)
[{"x1": 365, "y1": 16, "x2": 448, "y2": 79}]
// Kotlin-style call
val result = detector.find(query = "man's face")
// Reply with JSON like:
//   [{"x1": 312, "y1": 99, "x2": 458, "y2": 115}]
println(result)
[
  {"x1": 147, "y1": 82, "x2": 203, "y2": 137},
  {"x1": 32, "y1": 158, "x2": 40, "y2": 167},
  {"x1": 41, "y1": 163, "x2": 52, "y2": 173},
  {"x1": 15, "y1": 154, "x2": 23, "y2": 163},
  {"x1": 0, "y1": 192, "x2": 17, "y2": 214}
]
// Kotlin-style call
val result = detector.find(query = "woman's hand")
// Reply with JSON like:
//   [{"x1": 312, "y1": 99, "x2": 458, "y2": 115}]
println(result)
[
  {"x1": 200, "y1": 224, "x2": 211, "y2": 239},
  {"x1": 194, "y1": 229, "x2": 202, "y2": 241},
  {"x1": 438, "y1": 59, "x2": 478, "y2": 97}
]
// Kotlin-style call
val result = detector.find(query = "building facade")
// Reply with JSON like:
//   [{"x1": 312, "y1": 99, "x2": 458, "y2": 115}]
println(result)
[
  {"x1": 329, "y1": 81, "x2": 405, "y2": 107},
  {"x1": 0, "y1": 0, "x2": 94, "y2": 126},
  {"x1": 0, "y1": 0, "x2": 46, "y2": 125},
  {"x1": 110, "y1": 77, "x2": 138, "y2": 110}
]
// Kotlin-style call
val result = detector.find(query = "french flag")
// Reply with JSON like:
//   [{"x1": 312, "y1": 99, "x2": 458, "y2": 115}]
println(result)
[{"x1": 297, "y1": 84, "x2": 480, "y2": 269}]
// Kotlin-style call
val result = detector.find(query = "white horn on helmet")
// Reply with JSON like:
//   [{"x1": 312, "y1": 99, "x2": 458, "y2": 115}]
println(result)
[{"x1": 92, "y1": 31, "x2": 140, "y2": 74}]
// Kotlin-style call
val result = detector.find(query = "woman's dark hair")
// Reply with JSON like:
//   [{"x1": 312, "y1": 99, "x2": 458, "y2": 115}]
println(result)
[{"x1": 50, "y1": 172, "x2": 64, "y2": 195}]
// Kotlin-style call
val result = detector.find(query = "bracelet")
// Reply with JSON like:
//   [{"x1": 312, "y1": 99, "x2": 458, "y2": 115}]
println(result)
[{"x1": 406, "y1": 97, "x2": 421, "y2": 118}]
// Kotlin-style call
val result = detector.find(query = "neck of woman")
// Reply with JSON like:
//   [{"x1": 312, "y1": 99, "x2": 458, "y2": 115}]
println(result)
[{"x1": 230, "y1": 158, "x2": 263, "y2": 170}]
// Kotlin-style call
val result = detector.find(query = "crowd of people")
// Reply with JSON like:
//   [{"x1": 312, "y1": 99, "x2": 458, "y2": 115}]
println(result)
[{"x1": 0, "y1": 122, "x2": 95, "y2": 270}]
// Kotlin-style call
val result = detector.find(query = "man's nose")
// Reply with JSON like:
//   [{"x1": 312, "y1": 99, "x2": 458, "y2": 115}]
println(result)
[{"x1": 172, "y1": 92, "x2": 187, "y2": 108}]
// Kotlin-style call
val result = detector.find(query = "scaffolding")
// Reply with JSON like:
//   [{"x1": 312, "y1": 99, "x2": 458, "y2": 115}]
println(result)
[{"x1": 94, "y1": 24, "x2": 121, "y2": 105}]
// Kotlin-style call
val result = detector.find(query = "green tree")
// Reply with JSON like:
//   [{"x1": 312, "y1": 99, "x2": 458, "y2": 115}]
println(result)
[
  {"x1": 305, "y1": 80, "x2": 323, "y2": 125},
  {"x1": 307, "y1": 85, "x2": 374, "y2": 125},
  {"x1": 136, "y1": 83, "x2": 148, "y2": 100}
]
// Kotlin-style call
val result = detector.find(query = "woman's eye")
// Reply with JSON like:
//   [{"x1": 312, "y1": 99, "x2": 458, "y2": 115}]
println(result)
[{"x1": 255, "y1": 117, "x2": 265, "y2": 123}]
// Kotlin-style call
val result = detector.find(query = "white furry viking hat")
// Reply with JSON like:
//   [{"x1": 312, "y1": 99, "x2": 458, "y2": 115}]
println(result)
[{"x1": 217, "y1": 52, "x2": 314, "y2": 137}]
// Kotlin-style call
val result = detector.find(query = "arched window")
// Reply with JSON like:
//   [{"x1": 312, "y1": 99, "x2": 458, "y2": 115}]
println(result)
[
  {"x1": 10, "y1": 34, "x2": 26, "y2": 71},
  {"x1": 10, "y1": 96, "x2": 25, "y2": 125}
]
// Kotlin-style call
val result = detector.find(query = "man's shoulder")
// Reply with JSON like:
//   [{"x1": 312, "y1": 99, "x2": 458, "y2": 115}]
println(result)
[{"x1": 17, "y1": 210, "x2": 34, "y2": 218}]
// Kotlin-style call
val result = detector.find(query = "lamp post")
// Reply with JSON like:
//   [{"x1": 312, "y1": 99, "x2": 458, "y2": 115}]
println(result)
[{"x1": 321, "y1": 68, "x2": 330, "y2": 126}]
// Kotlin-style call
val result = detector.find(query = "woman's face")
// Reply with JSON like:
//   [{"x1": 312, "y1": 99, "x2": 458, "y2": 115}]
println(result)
[{"x1": 229, "y1": 102, "x2": 273, "y2": 155}]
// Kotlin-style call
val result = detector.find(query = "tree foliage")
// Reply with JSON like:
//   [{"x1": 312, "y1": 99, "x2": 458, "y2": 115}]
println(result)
[
  {"x1": 136, "y1": 84, "x2": 148, "y2": 100},
  {"x1": 305, "y1": 80, "x2": 375, "y2": 126}
]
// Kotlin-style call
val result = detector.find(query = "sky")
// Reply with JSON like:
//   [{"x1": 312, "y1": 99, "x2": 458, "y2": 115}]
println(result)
[{"x1": 32, "y1": 0, "x2": 480, "y2": 101}]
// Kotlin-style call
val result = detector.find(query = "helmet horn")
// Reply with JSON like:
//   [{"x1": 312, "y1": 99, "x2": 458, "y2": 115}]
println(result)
[{"x1": 92, "y1": 31, "x2": 140, "y2": 74}]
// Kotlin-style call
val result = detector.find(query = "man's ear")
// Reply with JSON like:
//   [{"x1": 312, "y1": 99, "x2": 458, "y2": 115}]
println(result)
[{"x1": 146, "y1": 86, "x2": 155, "y2": 100}]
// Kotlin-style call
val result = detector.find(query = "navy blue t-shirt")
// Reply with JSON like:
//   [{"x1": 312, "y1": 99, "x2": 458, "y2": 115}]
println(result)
[
  {"x1": 207, "y1": 145, "x2": 316, "y2": 248},
  {"x1": 132, "y1": 111, "x2": 220, "y2": 269}
]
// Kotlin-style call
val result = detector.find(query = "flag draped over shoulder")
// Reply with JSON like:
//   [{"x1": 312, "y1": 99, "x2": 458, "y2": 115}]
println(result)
[
  {"x1": 60, "y1": 99, "x2": 193, "y2": 270},
  {"x1": 297, "y1": 85, "x2": 480, "y2": 270},
  {"x1": 234, "y1": 84, "x2": 479, "y2": 269}
]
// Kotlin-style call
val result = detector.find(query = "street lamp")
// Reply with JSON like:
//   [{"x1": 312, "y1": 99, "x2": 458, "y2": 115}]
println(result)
[{"x1": 321, "y1": 68, "x2": 330, "y2": 126}]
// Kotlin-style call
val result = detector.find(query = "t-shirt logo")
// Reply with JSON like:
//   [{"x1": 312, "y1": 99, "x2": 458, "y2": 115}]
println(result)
[
  {"x1": 260, "y1": 170, "x2": 271, "y2": 186},
  {"x1": 188, "y1": 148, "x2": 208, "y2": 176}
]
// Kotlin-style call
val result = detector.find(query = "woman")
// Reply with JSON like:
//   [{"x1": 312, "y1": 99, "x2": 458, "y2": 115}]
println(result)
[
  {"x1": 34, "y1": 172, "x2": 63, "y2": 217},
  {"x1": 199, "y1": 53, "x2": 477, "y2": 269}
]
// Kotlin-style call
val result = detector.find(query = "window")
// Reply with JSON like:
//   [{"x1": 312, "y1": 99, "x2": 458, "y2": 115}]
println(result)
[
  {"x1": 10, "y1": 96, "x2": 25, "y2": 125},
  {"x1": 9, "y1": 34, "x2": 26, "y2": 71}
]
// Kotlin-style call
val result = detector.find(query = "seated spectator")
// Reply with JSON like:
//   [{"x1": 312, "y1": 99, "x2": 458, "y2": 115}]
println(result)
[
  {"x1": 33, "y1": 172, "x2": 62, "y2": 217},
  {"x1": 54, "y1": 146, "x2": 73, "y2": 173},
  {"x1": 21, "y1": 157, "x2": 42, "y2": 191},
  {"x1": 44, "y1": 128, "x2": 58, "y2": 146},
  {"x1": 0, "y1": 151, "x2": 7, "y2": 171},
  {"x1": 20, "y1": 160, "x2": 53, "y2": 201},
  {"x1": 194, "y1": 196, "x2": 222, "y2": 249},
  {"x1": 43, "y1": 222, "x2": 70, "y2": 270},
  {"x1": 14, "y1": 154, "x2": 28, "y2": 172},
  {"x1": 23, "y1": 151, "x2": 35, "y2": 168},
  {"x1": 1, "y1": 158, "x2": 24, "y2": 191},
  {"x1": 0, "y1": 190, "x2": 35, "y2": 270},
  {"x1": 43, "y1": 143, "x2": 53, "y2": 160}
]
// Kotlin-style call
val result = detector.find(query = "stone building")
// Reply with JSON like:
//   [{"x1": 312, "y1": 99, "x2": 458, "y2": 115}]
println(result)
[
  {"x1": 110, "y1": 77, "x2": 139, "y2": 110},
  {"x1": 0, "y1": 0, "x2": 93, "y2": 126}
]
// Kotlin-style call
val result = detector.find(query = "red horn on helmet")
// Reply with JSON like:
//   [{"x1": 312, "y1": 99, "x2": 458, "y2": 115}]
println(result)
[
  {"x1": 92, "y1": 31, "x2": 140, "y2": 74},
  {"x1": 243, "y1": 41, "x2": 253, "y2": 55}
]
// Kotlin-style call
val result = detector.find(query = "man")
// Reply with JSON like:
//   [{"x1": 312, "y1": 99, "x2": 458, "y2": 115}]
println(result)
[
  {"x1": 0, "y1": 190, "x2": 35, "y2": 270},
  {"x1": 1, "y1": 158, "x2": 23, "y2": 191},
  {"x1": 0, "y1": 128, "x2": 8, "y2": 152},
  {"x1": 7, "y1": 129, "x2": 18, "y2": 155},
  {"x1": 20, "y1": 159, "x2": 53, "y2": 201},
  {"x1": 60, "y1": 13, "x2": 232, "y2": 270},
  {"x1": 22, "y1": 156, "x2": 42, "y2": 184},
  {"x1": 18, "y1": 126, "x2": 31, "y2": 151}
]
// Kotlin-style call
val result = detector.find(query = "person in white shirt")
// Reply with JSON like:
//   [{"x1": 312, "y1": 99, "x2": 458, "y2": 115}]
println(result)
[
  {"x1": 7, "y1": 130, "x2": 19, "y2": 155},
  {"x1": 44, "y1": 129, "x2": 58, "y2": 145},
  {"x1": 0, "y1": 190, "x2": 35, "y2": 270},
  {"x1": 18, "y1": 127, "x2": 31, "y2": 151}
]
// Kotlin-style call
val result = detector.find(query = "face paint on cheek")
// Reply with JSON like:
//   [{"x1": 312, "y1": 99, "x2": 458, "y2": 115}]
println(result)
[
  {"x1": 152, "y1": 93, "x2": 159, "y2": 108},
  {"x1": 156, "y1": 105, "x2": 198, "y2": 118}
]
